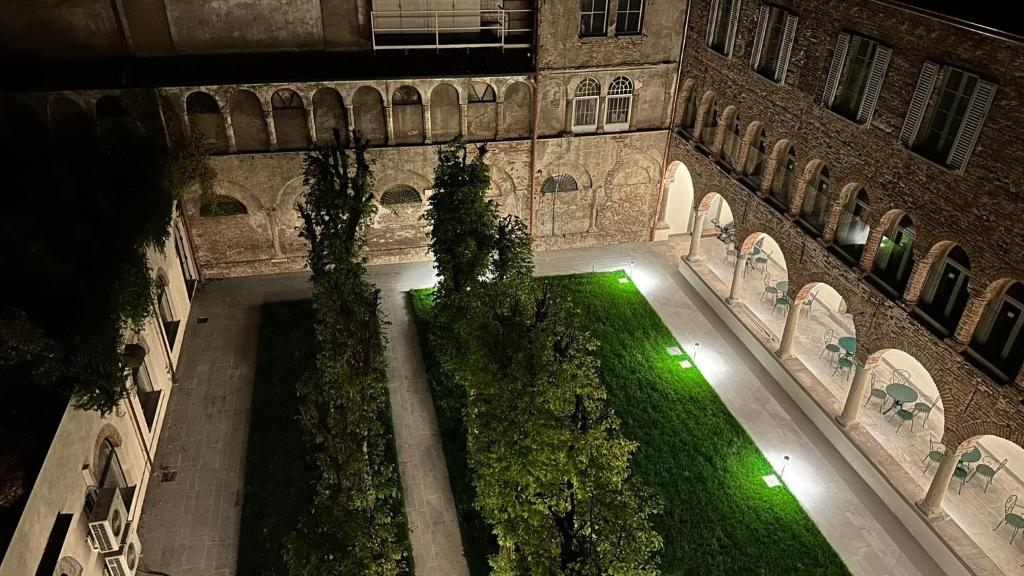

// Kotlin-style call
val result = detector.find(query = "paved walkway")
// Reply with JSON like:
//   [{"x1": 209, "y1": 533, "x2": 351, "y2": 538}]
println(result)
[{"x1": 138, "y1": 238, "x2": 946, "y2": 576}]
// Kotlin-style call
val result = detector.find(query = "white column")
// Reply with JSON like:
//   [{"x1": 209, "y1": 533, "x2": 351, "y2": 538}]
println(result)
[
  {"x1": 727, "y1": 254, "x2": 747, "y2": 304},
  {"x1": 686, "y1": 212, "x2": 706, "y2": 262},
  {"x1": 776, "y1": 300, "x2": 801, "y2": 359},
  {"x1": 837, "y1": 361, "x2": 874, "y2": 428},
  {"x1": 917, "y1": 448, "x2": 959, "y2": 517}
]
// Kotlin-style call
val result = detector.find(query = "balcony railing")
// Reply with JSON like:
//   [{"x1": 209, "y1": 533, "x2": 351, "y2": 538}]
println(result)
[{"x1": 371, "y1": 9, "x2": 533, "y2": 50}]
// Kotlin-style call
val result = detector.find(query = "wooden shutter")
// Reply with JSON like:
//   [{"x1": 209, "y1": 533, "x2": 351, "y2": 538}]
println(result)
[
  {"x1": 749, "y1": 5, "x2": 769, "y2": 69},
  {"x1": 947, "y1": 79, "x2": 997, "y2": 172},
  {"x1": 899, "y1": 61, "x2": 940, "y2": 147},
  {"x1": 822, "y1": 33, "x2": 849, "y2": 107},
  {"x1": 725, "y1": 0, "x2": 742, "y2": 57},
  {"x1": 856, "y1": 44, "x2": 891, "y2": 124},
  {"x1": 706, "y1": 0, "x2": 720, "y2": 45},
  {"x1": 775, "y1": 12, "x2": 798, "y2": 83}
]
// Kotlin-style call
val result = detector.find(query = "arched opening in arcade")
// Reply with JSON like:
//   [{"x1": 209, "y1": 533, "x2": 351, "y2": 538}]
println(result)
[{"x1": 657, "y1": 161, "x2": 695, "y2": 238}]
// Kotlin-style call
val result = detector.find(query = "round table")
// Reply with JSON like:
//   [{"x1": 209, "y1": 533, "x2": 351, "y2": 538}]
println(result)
[
  {"x1": 883, "y1": 383, "x2": 918, "y2": 414},
  {"x1": 838, "y1": 336, "x2": 856, "y2": 356},
  {"x1": 776, "y1": 281, "x2": 788, "y2": 293},
  {"x1": 959, "y1": 446, "x2": 983, "y2": 464}
]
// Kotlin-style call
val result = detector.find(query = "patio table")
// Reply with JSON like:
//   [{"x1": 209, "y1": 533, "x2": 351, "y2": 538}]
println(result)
[
  {"x1": 838, "y1": 336, "x2": 856, "y2": 356},
  {"x1": 776, "y1": 281, "x2": 788, "y2": 293},
  {"x1": 959, "y1": 446, "x2": 982, "y2": 465},
  {"x1": 882, "y1": 383, "x2": 918, "y2": 415}
]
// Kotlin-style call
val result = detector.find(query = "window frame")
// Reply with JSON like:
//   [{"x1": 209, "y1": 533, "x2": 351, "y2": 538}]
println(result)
[
  {"x1": 917, "y1": 67, "x2": 978, "y2": 163},
  {"x1": 572, "y1": 79, "x2": 601, "y2": 133},
  {"x1": 604, "y1": 76, "x2": 634, "y2": 131},
  {"x1": 708, "y1": 0, "x2": 741, "y2": 56},
  {"x1": 615, "y1": 0, "x2": 644, "y2": 36},
  {"x1": 798, "y1": 166, "x2": 832, "y2": 234},
  {"x1": 580, "y1": 0, "x2": 610, "y2": 37}
]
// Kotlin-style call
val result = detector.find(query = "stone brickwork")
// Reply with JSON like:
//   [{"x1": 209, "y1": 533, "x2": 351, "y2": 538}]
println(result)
[{"x1": 667, "y1": 0, "x2": 1024, "y2": 450}]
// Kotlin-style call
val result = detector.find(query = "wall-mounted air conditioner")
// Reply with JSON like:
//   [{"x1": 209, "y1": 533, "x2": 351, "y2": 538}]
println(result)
[
  {"x1": 88, "y1": 487, "x2": 128, "y2": 553},
  {"x1": 103, "y1": 522, "x2": 141, "y2": 576}
]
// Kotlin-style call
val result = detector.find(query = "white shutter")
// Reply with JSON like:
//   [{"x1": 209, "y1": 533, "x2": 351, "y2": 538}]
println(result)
[
  {"x1": 749, "y1": 5, "x2": 769, "y2": 69},
  {"x1": 856, "y1": 44, "x2": 890, "y2": 124},
  {"x1": 822, "y1": 33, "x2": 850, "y2": 107},
  {"x1": 706, "y1": 0, "x2": 720, "y2": 45},
  {"x1": 725, "y1": 0, "x2": 742, "y2": 57},
  {"x1": 775, "y1": 13, "x2": 798, "y2": 83},
  {"x1": 947, "y1": 79, "x2": 997, "y2": 172},
  {"x1": 899, "y1": 61, "x2": 940, "y2": 147}
]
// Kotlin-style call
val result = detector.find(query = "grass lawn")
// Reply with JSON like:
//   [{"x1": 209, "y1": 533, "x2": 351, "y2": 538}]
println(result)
[
  {"x1": 410, "y1": 272, "x2": 848, "y2": 576},
  {"x1": 238, "y1": 300, "x2": 319, "y2": 576}
]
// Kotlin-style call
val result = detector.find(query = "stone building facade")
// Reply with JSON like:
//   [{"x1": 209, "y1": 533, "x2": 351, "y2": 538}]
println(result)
[{"x1": 665, "y1": 0, "x2": 1024, "y2": 513}]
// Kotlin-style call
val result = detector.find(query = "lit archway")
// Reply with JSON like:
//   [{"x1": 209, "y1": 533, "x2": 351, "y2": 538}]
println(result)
[{"x1": 662, "y1": 161, "x2": 694, "y2": 236}]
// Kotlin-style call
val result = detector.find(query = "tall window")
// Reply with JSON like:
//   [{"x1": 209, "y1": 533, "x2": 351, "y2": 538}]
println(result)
[
  {"x1": 173, "y1": 219, "x2": 197, "y2": 299},
  {"x1": 834, "y1": 188, "x2": 870, "y2": 263},
  {"x1": 580, "y1": 0, "x2": 609, "y2": 36},
  {"x1": 826, "y1": 35, "x2": 888, "y2": 122},
  {"x1": 679, "y1": 90, "x2": 698, "y2": 137},
  {"x1": 157, "y1": 278, "x2": 179, "y2": 352},
  {"x1": 743, "y1": 127, "x2": 767, "y2": 189},
  {"x1": 270, "y1": 89, "x2": 309, "y2": 150},
  {"x1": 768, "y1": 145, "x2": 797, "y2": 210},
  {"x1": 721, "y1": 113, "x2": 742, "y2": 168},
  {"x1": 615, "y1": 0, "x2": 644, "y2": 35},
  {"x1": 870, "y1": 214, "x2": 916, "y2": 297},
  {"x1": 750, "y1": 5, "x2": 798, "y2": 83},
  {"x1": 707, "y1": 0, "x2": 741, "y2": 56},
  {"x1": 916, "y1": 246, "x2": 970, "y2": 337},
  {"x1": 605, "y1": 76, "x2": 634, "y2": 130},
  {"x1": 901, "y1": 63, "x2": 997, "y2": 171},
  {"x1": 97, "y1": 439, "x2": 126, "y2": 488},
  {"x1": 798, "y1": 165, "x2": 832, "y2": 235},
  {"x1": 572, "y1": 78, "x2": 601, "y2": 132},
  {"x1": 970, "y1": 282, "x2": 1024, "y2": 383},
  {"x1": 699, "y1": 99, "x2": 719, "y2": 149},
  {"x1": 133, "y1": 359, "x2": 161, "y2": 430}
]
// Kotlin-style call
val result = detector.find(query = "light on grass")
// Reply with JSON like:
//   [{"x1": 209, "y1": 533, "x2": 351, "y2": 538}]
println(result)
[
  {"x1": 679, "y1": 360, "x2": 692, "y2": 369},
  {"x1": 618, "y1": 277, "x2": 630, "y2": 284},
  {"x1": 692, "y1": 342, "x2": 700, "y2": 361},
  {"x1": 780, "y1": 455, "x2": 790, "y2": 478},
  {"x1": 665, "y1": 346, "x2": 682, "y2": 356},
  {"x1": 762, "y1": 474, "x2": 782, "y2": 488}
]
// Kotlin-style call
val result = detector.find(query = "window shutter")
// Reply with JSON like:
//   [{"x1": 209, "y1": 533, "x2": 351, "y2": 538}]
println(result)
[
  {"x1": 725, "y1": 0, "x2": 742, "y2": 57},
  {"x1": 821, "y1": 33, "x2": 849, "y2": 107},
  {"x1": 774, "y1": 13, "x2": 798, "y2": 83},
  {"x1": 856, "y1": 44, "x2": 890, "y2": 124},
  {"x1": 706, "y1": 0, "x2": 720, "y2": 45},
  {"x1": 749, "y1": 5, "x2": 769, "y2": 69},
  {"x1": 899, "y1": 61, "x2": 940, "y2": 147},
  {"x1": 947, "y1": 79, "x2": 997, "y2": 172}
]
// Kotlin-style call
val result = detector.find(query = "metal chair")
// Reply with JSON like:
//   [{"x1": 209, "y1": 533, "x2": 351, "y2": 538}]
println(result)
[
  {"x1": 723, "y1": 243, "x2": 738, "y2": 264},
  {"x1": 912, "y1": 395, "x2": 940, "y2": 426},
  {"x1": 801, "y1": 290, "x2": 816, "y2": 318},
  {"x1": 994, "y1": 495, "x2": 1024, "y2": 544},
  {"x1": 891, "y1": 406, "x2": 916, "y2": 433},
  {"x1": 820, "y1": 328, "x2": 840, "y2": 364},
  {"x1": 953, "y1": 464, "x2": 970, "y2": 494},
  {"x1": 921, "y1": 437, "x2": 945, "y2": 473},
  {"x1": 761, "y1": 273, "x2": 778, "y2": 303},
  {"x1": 833, "y1": 356, "x2": 854, "y2": 381},
  {"x1": 864, "y1": 373, "x2": 888, "y2": 409},
  {"x1": 890, "y1": 368, "x2": 911, "y2": 385},
  {"x1": 773, "y1": 295, "x2": 790, "y2": 315},
  {"x1": 970, "y1": 458, "x2": 1008, "y2": 493}
]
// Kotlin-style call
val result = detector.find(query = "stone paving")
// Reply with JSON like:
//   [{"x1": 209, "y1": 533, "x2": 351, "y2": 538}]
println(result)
[{"x1": 137, "y1": 238, "x2": 948, "y2": 576}]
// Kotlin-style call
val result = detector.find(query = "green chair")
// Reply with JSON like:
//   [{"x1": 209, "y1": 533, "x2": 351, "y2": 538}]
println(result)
[
  {"x1": 864, "y1": 373, "x2": 887, "y2": 410},
  {"x1": 994, "y1": 495, "x2": 1023, "y2": 543},
  {"x1": 953, "y1": 464, "x2": 970, "y2": 494},
  {"x1": 761, "y1": 273, "x2": 779, "y2": 303},
  {"x1": 833, "y1": 356, "x2": 853, "y2": 381},
  {"x1": 921, "y1": 438, "x2": 945, "y2": 473},
  {"x1": 724, "y1": 244, "x2": 738, "y2": 264},
  {"x1": 912, "y1": 395, "x2": 939, "y2": 426},
  {"x1": 820, "y1": 328, "x2": 841, "y2": 364},
  {"x1": 971, "y1": 458, "x2": 1008, "y2": 493},
  {"x1": 773, "y1": 295, "x2": 789, "y2": 315},
  {"x1": 891, "y1": 407, "x2": 915, "y2": 433}
]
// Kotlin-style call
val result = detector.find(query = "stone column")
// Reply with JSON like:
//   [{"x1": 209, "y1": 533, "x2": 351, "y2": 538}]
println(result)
[
  {"x1": 223, "y1": 109, "x2": 237, "y2": 153},
  {"x1": 901, "y1": 258, "x2": 932, "y2": 309},
  {"x1": 180, "y1": 112, "x2": 192, "y2": 139},
  {"x1": 344, "y1": 104, "x2": 356, "y2": 145},
  {"x1": 305, "y1": 106, "x2": 317, "y2": 145},
  {"x1": 263, "y1": 109, "x2": 278, "y2": 151},
  {"x1": 495, "y1": 100, "x2": 505, "y2": 140},
  {"x1": 460, "y1": 103, "x2": 469, "y2": 136},
  {"x1": 952, "y1": 292, "x2": 991, "y2": 349},
  {"x1": 655, "y1": 177, "x2": 672, "y2": 230},
  {"x1": 384, "y1": 105, "x2": 395, "y2": 145},
  {"x1": 564, "y1": 98, "x2": 574, "y2": 133},
  {"x1": 836, "y1": 360, "x2": 875, "y2": 428},
  {"x1": 727, "y1": 254, "x2": 748, "y2": 304},
  {"x1": 776, "y1": 299, "x2": 802, "y2": 359},
  {"x1": 596, "y1": 97, "x2": 606, "y2": 133},
  {"x1": 858, "y1": 226, "x2": 885, "y2": 273},
  {"x1": 686, "y1": 211, "x2": 707, "y2": 262},
  {"x1": 917, "y1": 448, "x2": 959, "y2": 517},
  {"x1": 422, "y1": 103, "x2": 432, "y2": 144}
]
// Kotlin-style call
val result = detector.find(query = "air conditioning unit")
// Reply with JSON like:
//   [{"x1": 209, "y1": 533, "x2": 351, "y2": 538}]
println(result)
[
  {"x1": 88, "y1": 487, "x2": 128, "y2": 553},
  {"x1": 103, "y1": 523, "x2": 141, "y2": 576}
]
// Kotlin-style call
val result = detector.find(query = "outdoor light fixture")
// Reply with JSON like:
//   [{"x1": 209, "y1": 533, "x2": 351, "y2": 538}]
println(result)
[
  {"x1": 679, "y1": 360, "x2": 693, "y2": 369},
  {"x1": 629, "y1": 259, "x2": 636, "y2": 277},
  {"x1": 780, "y1": 455, "x2": 790, "y2": 478},
  {"x1": 762, "y1": 474, "x2": 781, "y2": 488},
  {"x1": 665, "y1": 346, "x2": 682, "y2": 356},
  {"x1": 692, "y1": 342, "x2": 700, "y2": 360}
]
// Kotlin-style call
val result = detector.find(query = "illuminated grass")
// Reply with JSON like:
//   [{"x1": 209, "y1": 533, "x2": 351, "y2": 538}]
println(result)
[{"x1": 410, "y1": 272, "x2": 848, "y2": 575}]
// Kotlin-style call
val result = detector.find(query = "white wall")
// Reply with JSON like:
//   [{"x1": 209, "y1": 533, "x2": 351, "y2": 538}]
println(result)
[
  {"x1": 809, "y1": 283, "x2": 845, "y2": 314},
  {"x1": 663, "y1": 164, "x2": 694, "y2": 235}
]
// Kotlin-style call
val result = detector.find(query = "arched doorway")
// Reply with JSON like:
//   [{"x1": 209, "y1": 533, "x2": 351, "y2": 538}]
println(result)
[
  {"x1": 787, "y1": 282, "x2": 858, "y2": 399},
  {"x1": 660, "y1": 161, "x2": 694, "y2": 237}
]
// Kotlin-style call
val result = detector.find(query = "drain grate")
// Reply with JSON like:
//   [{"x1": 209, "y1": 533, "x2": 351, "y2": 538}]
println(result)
[
  {"x1": 160, "y1": 470, "x2": 179, "y2": 483},
  {"x1": 197, "y1": 317, "x2": 209, "y2": 324}
]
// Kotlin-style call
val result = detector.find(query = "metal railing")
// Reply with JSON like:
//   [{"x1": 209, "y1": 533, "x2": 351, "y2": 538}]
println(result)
[{"x1": 371, "y1": 9, "x2": 533, "y2": 50}]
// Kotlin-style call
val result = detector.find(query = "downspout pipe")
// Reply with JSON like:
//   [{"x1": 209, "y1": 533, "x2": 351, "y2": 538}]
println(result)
[{"x1": 650, "y1": 0, "x2": 693, "y2": 240}]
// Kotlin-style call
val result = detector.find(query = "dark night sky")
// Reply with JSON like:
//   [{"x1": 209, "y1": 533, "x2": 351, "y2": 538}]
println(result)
[{"x1": 897, "y1": 0, "x2": 1024, "y2": 37}]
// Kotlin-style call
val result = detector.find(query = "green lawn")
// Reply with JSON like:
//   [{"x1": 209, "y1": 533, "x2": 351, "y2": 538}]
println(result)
[
  {"x1": 238, "y1": 300, "x2": 319, "y2": 576},
  {"x1": 410, "y1": 272, "x2": 848, "y2": 576}
]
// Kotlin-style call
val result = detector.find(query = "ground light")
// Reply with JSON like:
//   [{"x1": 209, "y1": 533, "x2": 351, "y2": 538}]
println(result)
[
  {"x1": 666, "y1": 345, "x2": 693, "y2": 368},
  {"x1": 763, "y1": 455, "x2": 790, "y2": 488}
]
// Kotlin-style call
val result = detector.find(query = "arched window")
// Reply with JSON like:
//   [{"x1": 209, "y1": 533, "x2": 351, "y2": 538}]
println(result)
[
  {"x1": 572, "y1": 78, "x2": 601, "y2": 132},
  {"x1": 604, "y1": 76, "x2": 633, "y2": 130},
  {"x1": 156, "y1": 276, "x2": 180, "y2": 351},
  {"x1": 916, "y1": 245, "x2": 970, "y2": 337},
  {"x1": 271, "y1": 89, "x2": 309, "y2": 150},
  {"x1": 97, "y1": 439, "x2": 126, "y2": 488},
  {"x1": 721, "y1": 113, "x2": 742, "y2": 168},
  {"x1": 871, "y1": 213, "x2": 916, "y2": 296},
  {"x1": 186, "y1": 92, "x2": 228, "y2": 152},
  {"x1": 541, "y1": 174, "x2": 578, "y2": 194},
  {"x1": 199, "y1": 194, "x2": 248, "y2": 217},
  {"x1": 312, "y1": 88, "x2": 348, "y2": 147},
  {"x1": 743, "y1": 126, "x2": 767, "y2": 189},
  {"x1": 768, "y1": 144, "x2": 797, "y2": 210},
  {"x1": 391, "y1": 86, "x2": 424, "y2": 144},
  {"x1": 469, "y1": 82, "x2": 497, "y2": 102},
  {"x1": 228, "y1": 90, "x2": 269, "y2": 152},
  {"x1": 970, "y1": 282, "x2": 1024, "y2": 383},
  {"x1": 380, "y1": 185, "x2": 421, "y2": 205},
  {"x1": 699, "y1": 98, "x2": 719, "y2": 148},
  {"x1": 834, "y1": 187, "x2": 870, "y2": 263},
  {"x1": 799, "y1": 165, "x2": 832, "y2": 234},
  {"x1": 679, "y1": 90, "x2": 698, "y2": 137},
  {"x1": 467, "y1": 82, "x2": 497, "y2": 141}
]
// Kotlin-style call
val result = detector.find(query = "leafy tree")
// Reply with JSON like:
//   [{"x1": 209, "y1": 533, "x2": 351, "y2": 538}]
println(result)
[
  {"x1": 492, "y1": 214, "x2": 534, "y2": 283},
  {"x1": 289, "y1": 129, "x2": 412, "y2": 576}
]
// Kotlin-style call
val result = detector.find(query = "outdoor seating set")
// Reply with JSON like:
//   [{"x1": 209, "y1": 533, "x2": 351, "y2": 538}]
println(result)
[
  {"x1": 711, "y1": 218, "x2": 735, "y2": 245},
  {"x1": 820, "y1": 329, "x2": 857, "y2": 381},
  {"x1": 863, "y1": 366, "x2": 938, "y2": 433}
]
